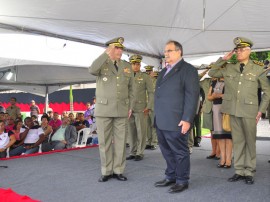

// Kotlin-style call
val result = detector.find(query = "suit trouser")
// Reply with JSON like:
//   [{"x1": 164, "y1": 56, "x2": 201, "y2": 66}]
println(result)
[
  {"x1": 230, "y1": 116, "x2": 256, "y2": 176},
  {"x1": 156, "y1": 126, "x2": 190, "y2": 185},
  {"x1": 128, "y1": 112, "x2": 147, "y2": 157},
  {"x1": 146, "y1": 112, "x2": 158, "y2": 146},
  {"x1": 96, "y1": 117, "x2": 127, "y2": 175}
]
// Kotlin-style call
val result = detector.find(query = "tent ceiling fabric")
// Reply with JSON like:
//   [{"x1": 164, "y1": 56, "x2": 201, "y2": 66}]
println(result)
[{"x1": 0, "y1": 0, "x2": 270, "y2": 58}]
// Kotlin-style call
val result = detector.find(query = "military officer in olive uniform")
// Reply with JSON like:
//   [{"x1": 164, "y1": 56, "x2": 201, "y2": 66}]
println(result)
[
  {"x1": 126, "y1": 55, "x2": 154, "y2": 161},
  {"x1": 145, "y1": 65, "x2": 158, "y2": 150},
  {"x1": 209, "y1": 37, "x2": 270, "y2": 185},
  {"x1": 89, "y1": 37, "x2": 134, "y2": 182}
]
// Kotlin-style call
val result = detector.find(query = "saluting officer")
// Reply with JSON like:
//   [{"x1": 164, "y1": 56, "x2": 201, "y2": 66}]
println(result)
[
  {"x1": 145, "y1": 65, "x2": 158, "y2": 150},
  {"x1": 89, "y1": 37, "x2": 134, "y2": 182},
  {"x1": 126, "y1": 55, "x2": 154, "y2": 161},
  {"x1": 209, "y1": 37, "x2": 270, "y2": 185}
]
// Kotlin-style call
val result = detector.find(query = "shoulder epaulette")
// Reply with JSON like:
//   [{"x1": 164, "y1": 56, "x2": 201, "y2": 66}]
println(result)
[{"x1": 253, "y1": 60, "x2": 264, "y2": 66}]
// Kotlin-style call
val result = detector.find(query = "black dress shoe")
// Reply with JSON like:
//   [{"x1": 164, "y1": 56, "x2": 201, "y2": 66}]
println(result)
[
  {"x1": 98, "y1": 175, "x2": 112, "y2": 182},
  {"x1": 150, "y1": 145, "x2": 157, "y2": 150},
  {"x1": 168, "y1": 184, "x2": 189, "y2": 193},
  {"x1": 193, "y1": 142, "x2": 201, "y2": 147},
  {"x1": 223, "y1": 165, "x2": 231, "y2": 169},
  {"x1": 154, "y1": 179, "x2": 176, "y2": 187},
  {"x1": 113, "y1": 174, "x2": 127, "y2": 181},
  {"x1": 126, "y1": 155, "x2": 135, "y2": 160},
  {"x1": 228, "y1": 174, "x2": 245, "y2": 182},
  {"x1": 206, "y1": 154, "x2": 216, "y2": 159},
  {"x1": 145, "y1": 145, "x2": 151, "y2": 150},
  {"x1": 245, "y1": 176, "x2": 254, "y2": 185},
  {"x1": 134, "y1": 155, "x2": 143, "y2": 161}
]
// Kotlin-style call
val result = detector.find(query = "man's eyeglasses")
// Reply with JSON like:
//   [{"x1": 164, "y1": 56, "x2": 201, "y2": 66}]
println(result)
[{"x1": 163, "y1": 49, "x2": 179, "y2": 54}]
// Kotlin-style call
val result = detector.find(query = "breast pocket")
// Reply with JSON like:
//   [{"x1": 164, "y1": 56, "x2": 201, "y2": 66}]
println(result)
[{"x1": 244, "y1": 74, "x2": 256, "y2": 87}]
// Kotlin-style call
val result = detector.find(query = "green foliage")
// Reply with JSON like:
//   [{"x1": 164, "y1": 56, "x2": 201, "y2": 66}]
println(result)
[{"x1": 228, "y1": 51, "x2": 270, "y2": 63}]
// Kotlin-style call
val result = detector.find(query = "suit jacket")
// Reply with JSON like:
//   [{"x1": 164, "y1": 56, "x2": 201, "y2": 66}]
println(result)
[
  {"x1": 209, "y1": 58, "x2": 270, "y2": 118},
  {"x1": 154, "y1": 59, "x2": 200, "y2": 131},
  {"x1": 89, "y1": 52, "x2": 134, "y2": 117},
  {"x1": 133, "y1": 72, "x2": 154, "y2": 113},
  {"x1": 64, "y1": 125, "x2": 77, "y2": 148}
]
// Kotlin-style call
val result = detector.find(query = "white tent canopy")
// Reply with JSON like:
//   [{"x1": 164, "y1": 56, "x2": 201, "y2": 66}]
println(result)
[{"x1": 0, "y1": 0, "x2": 270, "y2": 95}]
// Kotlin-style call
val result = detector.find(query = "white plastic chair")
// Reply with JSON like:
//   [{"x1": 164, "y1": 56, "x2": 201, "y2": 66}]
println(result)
[{"x1": 74, "y1": 128, "x2": 92, "y2": 148}]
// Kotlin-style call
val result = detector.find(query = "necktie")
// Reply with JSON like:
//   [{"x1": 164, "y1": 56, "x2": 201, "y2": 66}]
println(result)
[
  {"x1": 163, "y1": 65, "x2": 172, "y2": 77},
  {"x1": 114, "y1": 61, "x2": 118, "y2": 72},
  {"x1": 240, "y1": 63, "x2": 245, "y2": 73}
]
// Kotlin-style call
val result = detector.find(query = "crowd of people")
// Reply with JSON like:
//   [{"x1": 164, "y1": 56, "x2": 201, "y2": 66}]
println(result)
[{"x1": 0, "y1": 97, "x2": 97, "y2": 158}]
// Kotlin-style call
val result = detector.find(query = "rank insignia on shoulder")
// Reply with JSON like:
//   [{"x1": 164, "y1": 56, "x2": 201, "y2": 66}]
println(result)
[
  {"x1": 124, "y1": 67, "x2": 131, "y2": 73},
  {"x1": 253, "y1": 60, "x2": 264, "y2": 66}
]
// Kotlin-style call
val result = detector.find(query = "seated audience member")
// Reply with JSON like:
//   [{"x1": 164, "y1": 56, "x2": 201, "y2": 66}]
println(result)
[
  {"x1": 74, "y1": 113, "x2": 90, "y2": 131},
  {"x1": 0, "y1": 112, "x2": 4, "y2": 121},
  {"x1": 5, "y1": 117, "x2": 15, "y2": 133},
  {"x1": 47, "y1": 110, "x2": 53, "y2": 121},
  {"x1": 42, "y1": 117, "x2": 77, "y2": 151},
  {"x1": 3, "y1": 113, "x2": 9, "y2": 125},
  {"x1": 49, "y1": 112, "x2": 62, "y2": 132},
  {"x1": 0, "y1": 120, "x2": 16, "y2": 158},
  {"x1": 61, "y1": 111, "x2": 68, "y2": 120},
  {"x1": 40, "y1": 115, "x2": 53, "y2": 143},
  {"x1": 9, "y1": 117, "x2": 45, "y2": 156},
  {"x1": 11, "y1": 119, "x2": 25, "y2": 148},
  {"x1": 74, "y1": 113, "x2": 90, "y2": 144},
  {"x1": 31, "y1": 115, "x2": 39, "y2": 126},
  {"x1": 68, "y1": 112, "x2": 76, "y2": 125}
]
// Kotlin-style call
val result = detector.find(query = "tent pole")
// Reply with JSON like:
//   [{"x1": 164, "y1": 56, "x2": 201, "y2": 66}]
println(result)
[{"x1": 44, "y1": 85, "x2": 49, "y2": 113}]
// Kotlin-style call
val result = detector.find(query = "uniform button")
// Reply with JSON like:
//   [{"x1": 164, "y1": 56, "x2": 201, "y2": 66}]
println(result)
[
  {"x1": 239, "y1": 82, "x2": 241, "y2": 85},
  {"x1": 240, "y1": 74, "x2": 243, "y2": 76},
  {"x1": 250, "y1": 102, "x2": 252, "y2": 104},
  {"x1": 117, "y1": 84, "x2": 120, "y2": 86},
  {"x1": 117, "y1": 92, "x2": 120, "y2": 94},
  {"x1": 237, "y1": 100, "x2": 239, "y2": 102},
  {"x1": 117, "y1": 77, "x2": 119, "y2": 79},
  {"x1": 249, "y1": 78, "x2": 251, "y2": 80},
  {"x1": 101, "y1": 101, "x2": 103, "y2": 103},
  {"x1": 238, "y1": 90, "x2": 240, "y2": 93}
]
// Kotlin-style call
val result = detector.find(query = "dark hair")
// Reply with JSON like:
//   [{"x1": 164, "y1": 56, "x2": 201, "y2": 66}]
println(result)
[
  {"x1": 77, "y1": 112, "x2": 84, "y2": 116},
  {"x1": 31, "y1": 115, "x2": 37, "y2": 119},
  {"x1": 14, "y1": 119, "x2": 23, "y2": 130},
  {"x1": 41, "y1": 115, "x2": 49, "y2": 122},
  {"x1": 166, "y1": 40, "x2": 183, "y2": 56},
  {"x1": 24, "y1": 117, "x2": 32, "y2": 122}
]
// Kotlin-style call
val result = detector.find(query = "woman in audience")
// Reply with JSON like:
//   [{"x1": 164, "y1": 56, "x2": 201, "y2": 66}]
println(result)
[
  {"x1": 10, "y1": 119, "x2": 25, "y2": 149},
  {"x1": 0, "y1": 120, "x2": 16, "y2": 158},
  {"x1": 207, "y1": 77, "x2": 232, "y2": 168},
  {"x1": 40, "y1": 115, "x2": 53, "y2": 143}
]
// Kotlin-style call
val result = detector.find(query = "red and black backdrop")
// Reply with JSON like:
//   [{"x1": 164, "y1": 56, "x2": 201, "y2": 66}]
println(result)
[{"x1": 0, "y1": 88, "x2": 96, "y2": 114}]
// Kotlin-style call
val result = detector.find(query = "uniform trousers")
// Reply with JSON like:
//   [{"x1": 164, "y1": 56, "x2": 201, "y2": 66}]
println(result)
[
  {"x1": 156, "y1": 126, "x2": 190, "y2": 185},
  {"x1": 230, "y1": 115, "x2": 256, "y2": 176},
  {"x1": 146, "y1": 112, "x2": 158, "y2": 146},
  {"x1": 128, "y1": 112, "x2": 147, "y2": 157},
  {"x1": 96, "y1": 117, "x2": 127, "y2": 176}
]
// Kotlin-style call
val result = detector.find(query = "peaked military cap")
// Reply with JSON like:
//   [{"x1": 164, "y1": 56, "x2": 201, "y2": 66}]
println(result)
[
  {"x1": 233, "y1": 37, "x2": 253, "y2": 48},
  {"x1": 145, "y1": 65, "x2": 154, "y2": 72},
  {"x1": 105, "y1": 37, "x2": 124, "y2": 48},
  {"x1": 129, "y1": 54, "x2": 143, "y2": 63}
]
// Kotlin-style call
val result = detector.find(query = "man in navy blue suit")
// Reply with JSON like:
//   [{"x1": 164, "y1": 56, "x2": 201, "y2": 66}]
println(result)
[{"x1": 154, "y1": 40, "x2": 200, "y2": 193}]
